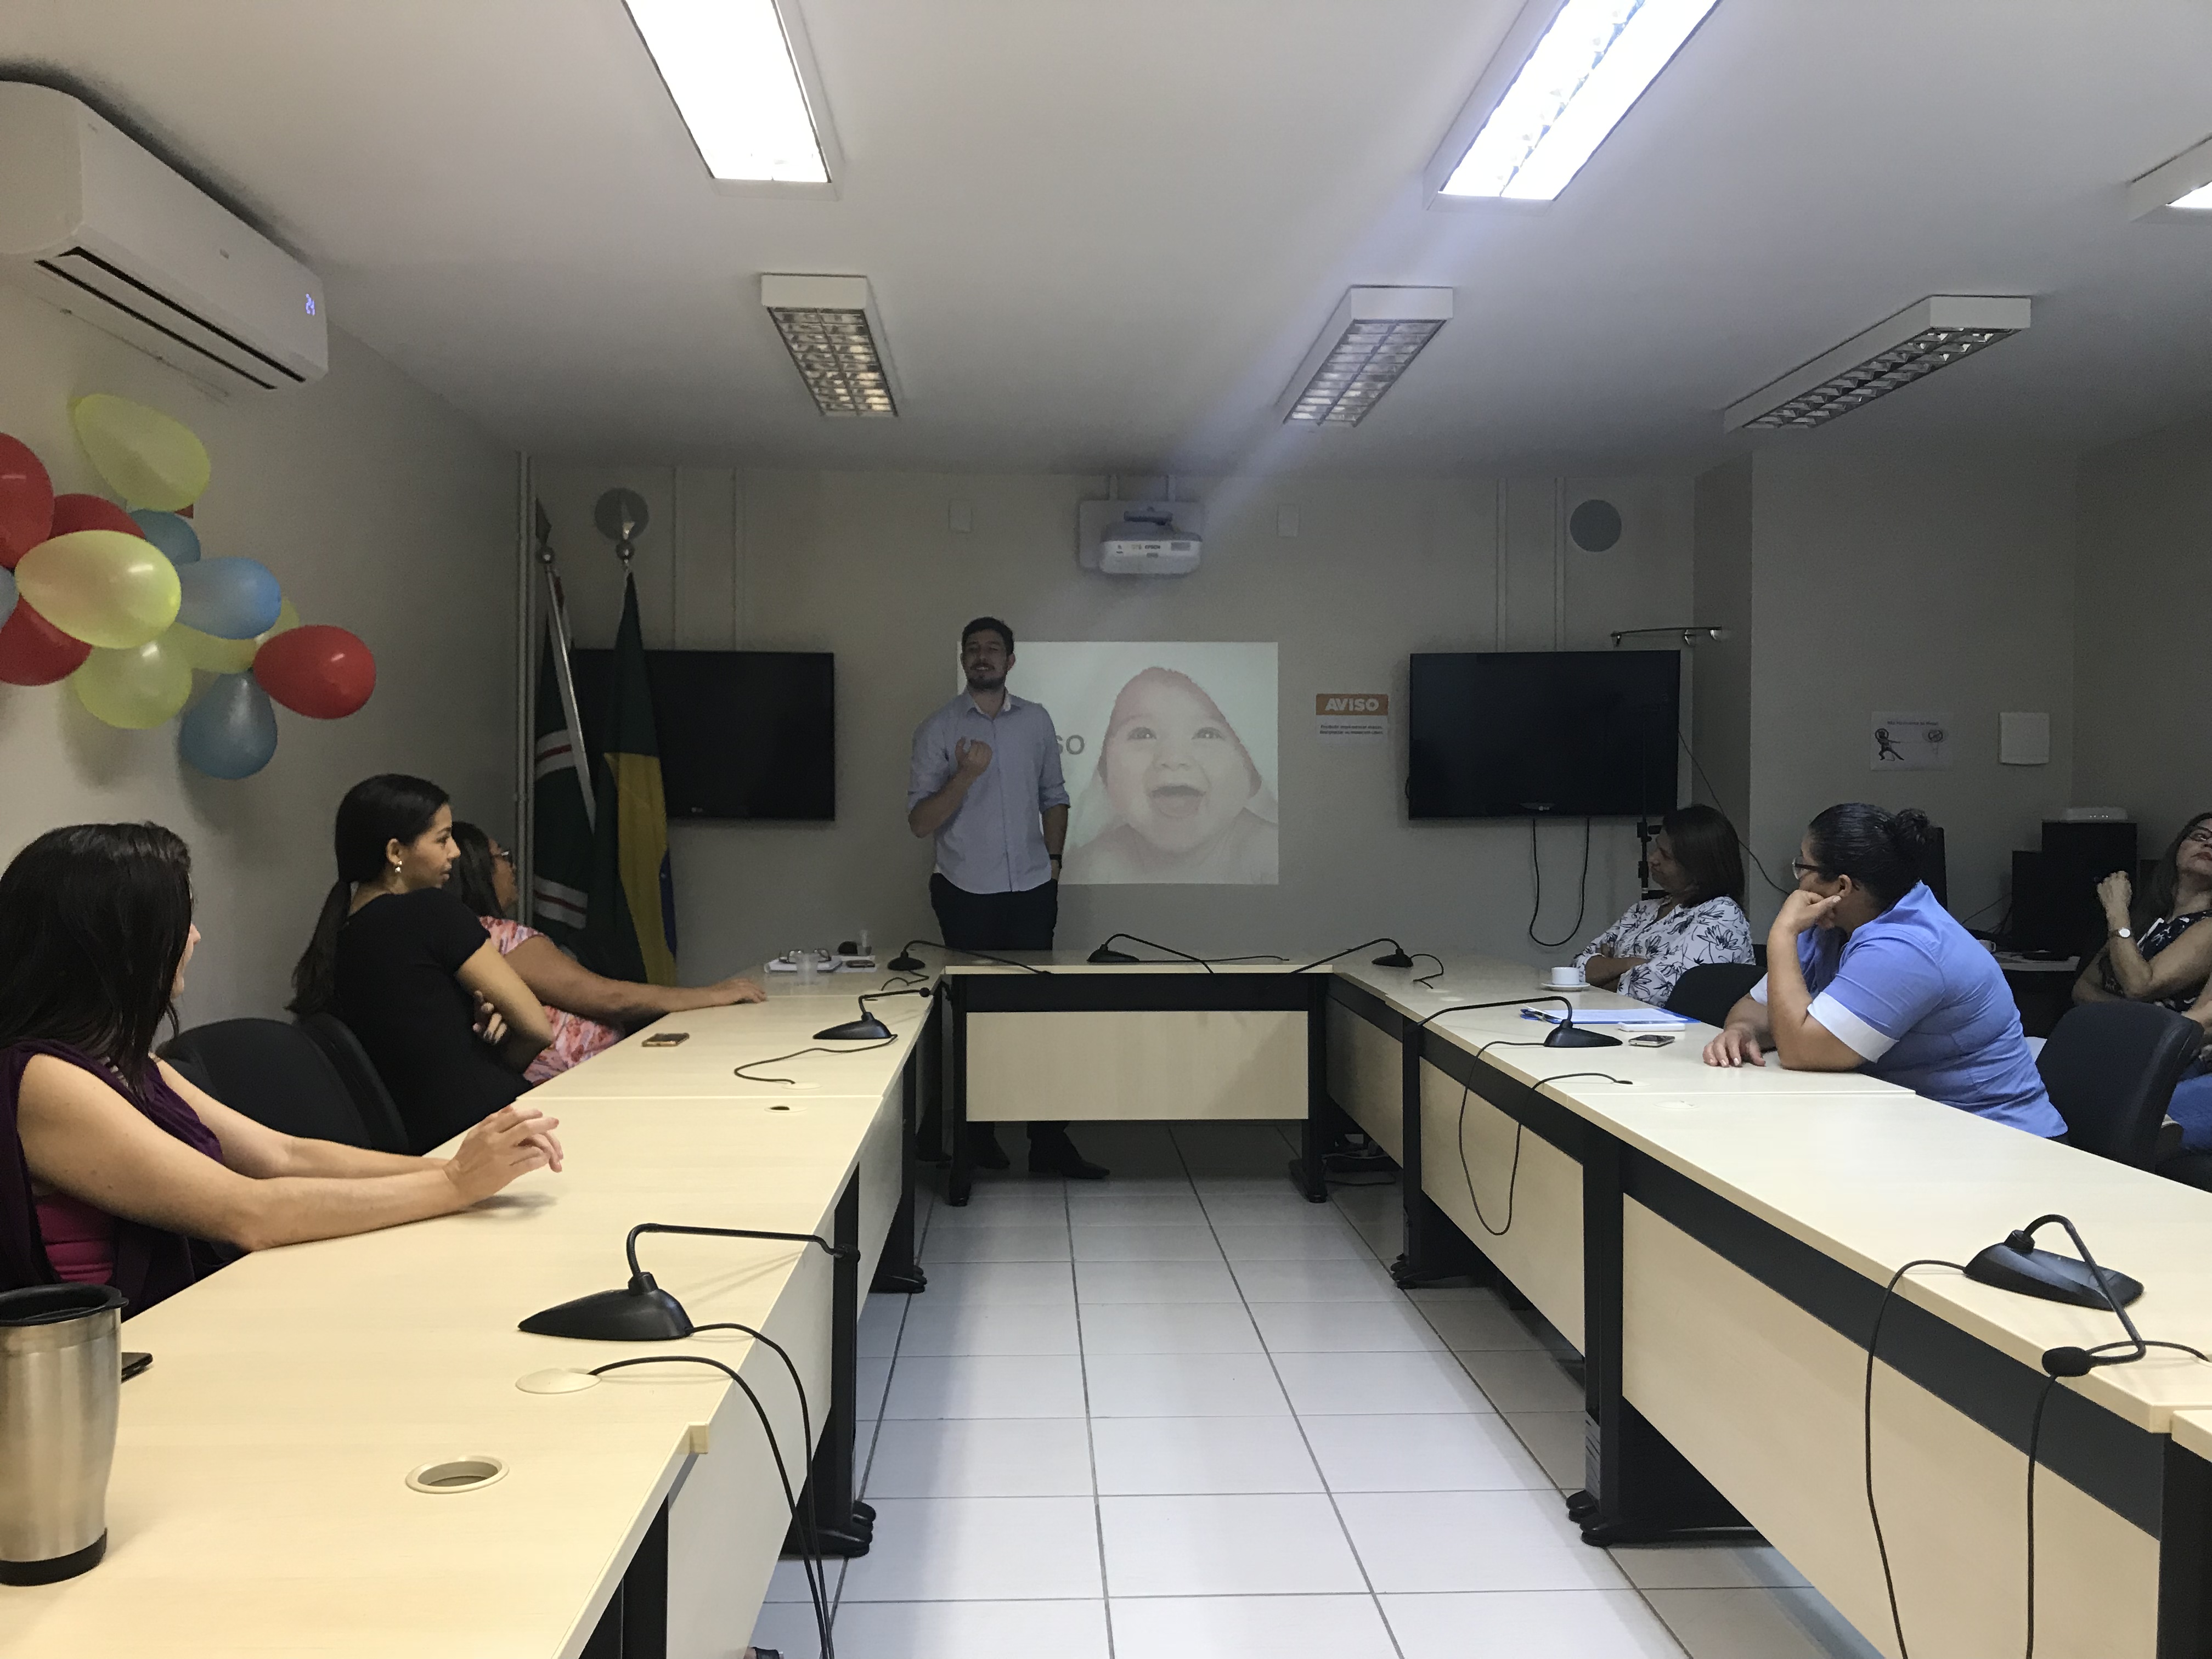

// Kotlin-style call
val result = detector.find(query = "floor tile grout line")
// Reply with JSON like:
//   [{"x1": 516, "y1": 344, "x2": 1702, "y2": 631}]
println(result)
[
  {"x1": 1065, "y1": 1158, "x2": 1119, "y2": 1658},
  {"x1": 1167, "y1": 1122, "x2": 1411, "y2": 1659}
]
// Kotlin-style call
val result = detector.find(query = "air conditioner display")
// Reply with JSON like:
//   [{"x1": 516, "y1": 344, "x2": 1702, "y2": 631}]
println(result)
[{"x1": 1007, "y1": 642, "x2": 1278, "y2": 885}]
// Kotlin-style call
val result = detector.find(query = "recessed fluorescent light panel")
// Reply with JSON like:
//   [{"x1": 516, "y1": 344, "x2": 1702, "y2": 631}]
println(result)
[
  {"x1": 1437, "y1": 0, "x2": 1720, "y2": 201},
  {"x1": 1724, "y1": 296, "x2": 2030, "y2": 432},
  {"x1": 625, "y1": 0, "x2": 833, "y2": 184},
  {"x1": 1278, "y1": 287, "x2": 1453, "y2": 427},
  {"x1": 761, "y1": 274, "x2": 898, "y2": 416},
  {"x1": 2127, "y1": 134, "x2": 2212, "y2": 219}
]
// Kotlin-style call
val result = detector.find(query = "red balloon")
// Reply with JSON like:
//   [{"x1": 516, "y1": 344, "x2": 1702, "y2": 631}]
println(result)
[
  {"x1": 0, "y1": 436, "x2": 54, "y2": 569},
  {"x1": 48, "y1": 494, "x2": 145, "y2": 540},
  {"x1": 0, "y1": 600, "x2": 93, "y2": 686},
  {"x1": 255, "y1": 625, "x2": 375, "y2": 719}
]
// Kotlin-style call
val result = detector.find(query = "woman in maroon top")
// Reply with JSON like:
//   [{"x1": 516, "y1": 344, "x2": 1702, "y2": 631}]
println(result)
[{"x1": 0, "y1": 822, "x2": 563, "y2": 1312}]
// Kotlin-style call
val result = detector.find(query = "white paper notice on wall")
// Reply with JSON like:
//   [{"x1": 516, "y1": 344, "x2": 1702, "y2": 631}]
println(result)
[
  {"x1": 1871, "y1": 712, "x2": 1953, "y2": 771},
  {"x1": 1316, "y1": 692, "x2": 1389, "y2": 745}
]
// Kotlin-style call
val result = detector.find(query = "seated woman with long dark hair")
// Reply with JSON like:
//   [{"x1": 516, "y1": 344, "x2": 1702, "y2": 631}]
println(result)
[
  {"x1": 1574, "y1": 803, "x2": 1754, "y2": 1006},
  {"x1": 446, "y1": 822, "x2": 763, "y2": 1082},
  {"x1": 292, "y1": 775, "x2": 555, "y2": 1155},
  {"x1": 1, "y1": 822, "x2": 561, "y2": 1308},
  {"x1": 1704, "y1": 803, "x2": 2063, "y2": 1137}
]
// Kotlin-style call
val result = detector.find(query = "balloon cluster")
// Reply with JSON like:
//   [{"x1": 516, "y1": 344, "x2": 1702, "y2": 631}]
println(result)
[{"x1": 0, "y1": 397, "x2": 376, "y2": 778}]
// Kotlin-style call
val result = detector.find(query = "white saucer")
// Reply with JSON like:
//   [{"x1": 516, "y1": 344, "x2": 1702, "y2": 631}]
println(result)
[{"x1": 1538, "y1": 977, "x2": 1590, "y2": 992}]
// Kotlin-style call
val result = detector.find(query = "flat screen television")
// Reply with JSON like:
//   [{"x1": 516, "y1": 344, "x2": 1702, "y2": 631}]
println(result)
[
  {"x1": 1406, "y1": 650, "x2": 1679, "y2": 819},
  {"x1": 567, "y1": 650, "x2": 834, "y2": 821}
]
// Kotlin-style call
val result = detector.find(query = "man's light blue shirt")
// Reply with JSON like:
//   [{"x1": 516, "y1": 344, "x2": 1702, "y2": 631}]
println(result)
[
  {"x1": 1750, "y1": 883, "x2": 2064, "y2": 1136},
  {"x1": 908, "y1": 691, "x2": 1069, "y2": 895}
]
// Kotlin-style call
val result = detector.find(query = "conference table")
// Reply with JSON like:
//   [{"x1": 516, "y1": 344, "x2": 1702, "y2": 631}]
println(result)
[
  {"x1": 1328, "y1": 955, "x2": 2212, "y2": 1659},
  {"x1": 4, "y1": 970, "x2": 934, "y2": 1659},
  {"x1": 20, "y1": 948, "x2": 2212, "y2": 1659}
]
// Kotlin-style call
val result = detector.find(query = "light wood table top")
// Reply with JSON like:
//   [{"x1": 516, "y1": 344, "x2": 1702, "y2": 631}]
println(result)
[{"x1": 5, "y1": 988, "x2": 923, "y2": 1658}]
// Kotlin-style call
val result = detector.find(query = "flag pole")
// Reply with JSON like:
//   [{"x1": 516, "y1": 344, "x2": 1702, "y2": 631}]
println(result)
[{"x1": 535, "y1": 503, "x2": 596, "y2": 831}]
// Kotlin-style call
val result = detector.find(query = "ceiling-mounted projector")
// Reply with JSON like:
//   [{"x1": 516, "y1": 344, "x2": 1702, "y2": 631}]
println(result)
[{"x1": 1077, "y1": 498, "x2": 1204, "y2": 577}]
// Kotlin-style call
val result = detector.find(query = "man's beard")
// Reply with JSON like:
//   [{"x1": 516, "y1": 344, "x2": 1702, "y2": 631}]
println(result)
[{"x1": 966, "y1": 666, "x2": 1006, "y2": 691}]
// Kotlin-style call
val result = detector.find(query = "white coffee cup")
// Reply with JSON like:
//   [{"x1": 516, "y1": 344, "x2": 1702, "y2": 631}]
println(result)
[{"x1": 1546, "y1": 965, "x2": 1583, "y2": 988}]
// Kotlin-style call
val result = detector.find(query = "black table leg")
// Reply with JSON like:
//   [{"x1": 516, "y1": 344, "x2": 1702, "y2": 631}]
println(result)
[
  {"x1": 791, "y1": 1176, "x2": 872, "y2": 1558},
  {"x1": 947, "y1": 981, "x2": 972, "y2": 1206},
  {"x1": 1391, "y1": 1023, "x2": 1490, "y2": 1287},
  {"x1": 582, "y1": 1501, "x2": 668, "y2": 1658},
  {"x1": 871, "y1": 1034, "x2": 928, "y2": 1295},
  {"x1": 1286, "y1": 986, "x2": 1330, "y2": 1201},
  {"x1": 1571, "y1": 1131, "x2": 1750, "y2": 1544}
]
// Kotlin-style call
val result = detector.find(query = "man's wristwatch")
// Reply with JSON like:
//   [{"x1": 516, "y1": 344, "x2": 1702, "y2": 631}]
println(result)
[{"x1": 2113, "y1": 925, "x2": 2134, "y2": 941}]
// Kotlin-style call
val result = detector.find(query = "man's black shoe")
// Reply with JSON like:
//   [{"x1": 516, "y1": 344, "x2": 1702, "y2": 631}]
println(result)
[
  {"x1": 1029, "y1": 1135, "x2": 1108, "y2": 1180},
  {"x1": 968, "y1": 1125, "x2": 1011, "y2": 1170}
]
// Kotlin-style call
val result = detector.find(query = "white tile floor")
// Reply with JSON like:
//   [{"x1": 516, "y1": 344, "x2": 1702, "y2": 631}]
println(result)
[{"x1": 751, "y1": 1121, "x2": 1884, "y2": 1659}]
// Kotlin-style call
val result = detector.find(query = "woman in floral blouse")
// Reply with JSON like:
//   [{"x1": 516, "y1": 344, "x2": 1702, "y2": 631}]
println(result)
[
  {"x1": 445, "y1": 822, "x2": 765, "y2": 1083},
  {"x1": 1575, "y1": 804, "x2": 1755, "y2": 1007}
]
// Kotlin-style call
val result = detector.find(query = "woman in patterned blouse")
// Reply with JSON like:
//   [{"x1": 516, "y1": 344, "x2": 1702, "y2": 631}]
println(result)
[
  {"x1": 1575, "y1": 804, "x2": 1756, "y2": 1007},
  {"x1": 2073, "y1": 811, "x2": 2212, "y2": 1016},
  {"x1": 445, "y1": 822, "x2": 765, "y2": 1083}
]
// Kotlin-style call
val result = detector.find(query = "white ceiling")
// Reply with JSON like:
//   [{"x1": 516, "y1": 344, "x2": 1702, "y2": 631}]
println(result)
[{"x1": 11, "y1": 1, "x2": 2212, "y2": 473}]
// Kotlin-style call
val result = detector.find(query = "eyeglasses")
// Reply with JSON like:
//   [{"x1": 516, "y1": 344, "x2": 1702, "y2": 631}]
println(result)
[
  {"x1": 491, "y1": 848, "x2": 515, "y2": 868},
  {"x1": 2185, "y1": 828, "x2": 2212, "y2": 848},
  {"x1": 1791, "y1": 860, "x2": 1830, "y2": 881}
]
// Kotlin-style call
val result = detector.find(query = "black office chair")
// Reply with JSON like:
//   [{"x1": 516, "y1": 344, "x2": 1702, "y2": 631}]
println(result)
[
  {"x1": 294, "y1": 1013, "x2": 412, "y2": 1154},
  {"x1": 1664, "y1": 963, "x2": 1765, "y2": 1029},
  {"x1": 2036, "y1": 1001, "x2": 2200, "y2": 1169},
  {"x1": 161, "y1": 1018, "x2": 405, "y2": 1153}
]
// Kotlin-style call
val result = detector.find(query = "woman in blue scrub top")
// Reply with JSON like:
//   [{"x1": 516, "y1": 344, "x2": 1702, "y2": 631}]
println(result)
[{"x1": 1703, "y1": 803, "x2": 2066, "y2": 1137}]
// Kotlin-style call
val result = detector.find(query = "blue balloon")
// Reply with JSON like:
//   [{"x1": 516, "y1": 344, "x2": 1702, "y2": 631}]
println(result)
[
  {"x1": 129, "y1": 509, "x2": 201, "y2": 566},
  {"x1": 178, "y1": 673, "x2": 278, "y2": 779},
  {"x1": 0, "y1": 567, "x2": 16, "y2": 631},
  {"x1": 176, "y1": 557, "x2": 281, "y2": 640}
]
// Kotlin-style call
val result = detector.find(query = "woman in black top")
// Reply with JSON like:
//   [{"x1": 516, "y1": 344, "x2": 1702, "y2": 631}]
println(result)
[
  {"x1": 292, "y1": 776, "x2": 552, "y2": 1155},
  {"x1": 2074, "y1": 811, "x2": 2212, "y2": 1015}
]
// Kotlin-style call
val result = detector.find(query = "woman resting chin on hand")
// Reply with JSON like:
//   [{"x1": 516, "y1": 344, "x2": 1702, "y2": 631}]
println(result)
[{"x1": 1, "y1": 822, "x2": 562, "y2": 1314}]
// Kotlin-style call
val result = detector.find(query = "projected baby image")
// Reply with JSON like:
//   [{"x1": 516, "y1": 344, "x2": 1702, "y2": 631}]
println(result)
[{"x1": 1002, "y1": 642, "x2": 1278, "y2": 887}]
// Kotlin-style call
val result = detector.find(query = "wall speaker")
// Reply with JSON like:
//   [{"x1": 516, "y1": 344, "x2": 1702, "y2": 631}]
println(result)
[{"x1": 1569, "y1": 499, "x2": 1622, "y2": 551}]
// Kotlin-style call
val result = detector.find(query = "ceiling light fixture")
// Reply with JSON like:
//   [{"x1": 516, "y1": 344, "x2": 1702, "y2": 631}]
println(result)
[
  {"x1": 624, "y1": 0, "x2": 839, "y2": 188},
  {"x1": 1431, "y1": 0, "x2": 1720, "y2": 202},
  {"x1": 1277, "y1": 287, "x2": 1453, "y2": 428},
  {"x1": 2127, "y1": 134, "x2": 2212, "y2": 219},
  {"x1": 761, "y1": 274, "x2": 899, "y2": 417},
  {"x1": 1723, "y1": 296, "x2": 2030, "y2": 433}
]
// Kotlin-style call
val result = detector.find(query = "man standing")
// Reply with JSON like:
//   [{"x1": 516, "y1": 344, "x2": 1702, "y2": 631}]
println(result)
[{"x1": 908, "y1": 617, "x2": 1108, "y2": 1180}]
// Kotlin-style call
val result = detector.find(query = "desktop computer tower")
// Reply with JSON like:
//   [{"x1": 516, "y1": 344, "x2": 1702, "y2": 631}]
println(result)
[{"x1": 2010, "y1": 821, "x2": 2137, "y2": 954}]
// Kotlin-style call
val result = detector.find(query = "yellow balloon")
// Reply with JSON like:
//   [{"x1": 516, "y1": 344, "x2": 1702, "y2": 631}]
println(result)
[
  {"x1": 16, "y1": 530, "x2": 183, "y2": 648},
  {"x1": 70, "y1": 394, "x2": 212, "y2": 511},
  {"x1": 169, "y1": 622, "x2": 257, "y2": 674},
  {"x1": 73, "y1": 636, "x2": 193, "y2": 729}
]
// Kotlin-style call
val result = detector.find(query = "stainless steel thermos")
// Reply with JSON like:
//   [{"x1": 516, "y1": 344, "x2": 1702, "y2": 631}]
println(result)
[{"x1": 0, "y1": 1283, "x2": 125, "y2": 1584}]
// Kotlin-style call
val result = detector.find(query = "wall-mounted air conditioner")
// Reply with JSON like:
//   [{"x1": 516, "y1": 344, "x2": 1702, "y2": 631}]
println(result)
[{"x1": 0, "y1": 82, "x2": 328, "y2": 392}]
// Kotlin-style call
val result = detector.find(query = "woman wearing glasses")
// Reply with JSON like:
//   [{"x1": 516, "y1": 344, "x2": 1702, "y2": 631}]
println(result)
[
  {"x1": 445, "y1": 822, "x2": 765, "y2": 1082},
  {"x1": 1703, "y1": 803, "x2": 2063, "y2": 1137},
  {"x1": 2072, "y1": 812, "x2": 2212, "y2": 1015}
]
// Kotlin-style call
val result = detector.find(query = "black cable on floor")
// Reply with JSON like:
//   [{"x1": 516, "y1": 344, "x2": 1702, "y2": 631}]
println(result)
[
  {"x1": 1527, "y1": 817, "x2": 1592, "y2": 950},
  {"x1": 587, "y1": 1354, "x2": 835, "y2": 1659}
]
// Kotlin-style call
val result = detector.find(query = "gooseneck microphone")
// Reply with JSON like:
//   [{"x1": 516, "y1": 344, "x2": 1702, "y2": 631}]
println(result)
[
  {"x1": 520, "y1": 1222, "x2": 857, "y2": 1341},
  {"x1": 1415, "y1": 993, "x2": 1621, "y2": 1049},
  {"x1": 1294, "y1": 938, "x2": 1418, "y2": 972},
  {"x1": 815, "y1": 986, "x2": 932, "y2": 1042},
  {"x1": 1087, "y1": 934, "x2": 1213, "y2": 971},
  {"x1": 883, "y1": 939, "x2": 1051, "y2": 975}
]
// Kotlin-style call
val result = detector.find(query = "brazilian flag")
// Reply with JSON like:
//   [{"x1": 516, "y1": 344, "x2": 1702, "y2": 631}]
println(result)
[{"x1": 584, "y1": 574, "x2": 678, "y2": 985}]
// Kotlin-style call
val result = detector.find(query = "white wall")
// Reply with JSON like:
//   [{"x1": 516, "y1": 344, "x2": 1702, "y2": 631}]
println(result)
[
  {"x1": 534, "y1": 466, "x2": 1694, "y2": 976},
  {"x1": 1741, "y1": 444, "x2": 2078, "y2": 928},
  {"x1": 0, "y1": 285, "x2": 518, "y2": 1024},
  {"x1": 2075, "y1": 413, "x2": 2212, "y2": 841}
]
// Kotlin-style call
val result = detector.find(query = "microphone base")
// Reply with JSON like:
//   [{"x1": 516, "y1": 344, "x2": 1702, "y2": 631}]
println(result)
[
  {"x1": 887, "y1": 953, "x2": 925, "y2": 972},
  {"x1": 816, "y1": 1015, "x2": 895, "y2": 1041},
  {"x1": 1964, "y1": 1242, "x2": 2142, "y2": 1309},
  {"x1": 1087, "y1": 947, "x2": 1141, "y2": 964},
  {"x1": 1372, "y1": 951, "x2": 1414, "y2": 968},
  {"x1": 1544, "y1": 1024, "x2": 1621, "y2": 1048},
  {"x1": 520, "y1": 1276, "x2": 695, "y2": 1341}
]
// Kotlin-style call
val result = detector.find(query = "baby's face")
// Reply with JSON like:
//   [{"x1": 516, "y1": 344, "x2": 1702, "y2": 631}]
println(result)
[{"x1": 1103, "y1": 680, "x2": 1254, "y2": 853}]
